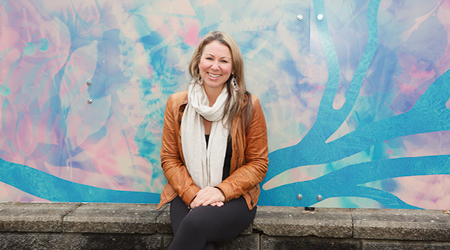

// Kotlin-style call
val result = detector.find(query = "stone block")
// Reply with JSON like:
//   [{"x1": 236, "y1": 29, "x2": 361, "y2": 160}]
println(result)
[
  {"x1": 261, "y1": 235, "x2": 360, "y2": 250},
  {"x1": 362, "y1": 240, "x2": 450, "y2": 250},
  {"x1": 0, "y1": 232, "x2": 69, "y2": 250},
  {"x1": 155, "y1": 204, "x2": 172, "y2": 234},
  {"x1": 69, "y1": 233, "x2": 163, "y2": 250},
  {"x1": 0, "y1": 202, "x2": 80, "y2": 233},
  {"x1": 162, "y1": 234, "x2": 174, "y2": 249},
  {"x1": 353, "y1": 209, "x2": 450, "y2": 241},
  {"x1": 215, "y1": 234, "x2": 260, "y2": 250},
  {"x1": 254, "y1": 206, "x2": 353, "y2": 238},
  {"x1": 64, "y1": 203, "x2": 159, "y2": 234},
  {"x1": 162, "y1": 233, "x2": 259, "y2": 250}
]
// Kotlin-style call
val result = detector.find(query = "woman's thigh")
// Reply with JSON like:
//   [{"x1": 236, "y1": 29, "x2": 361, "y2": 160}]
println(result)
[{"x1": 170, "y1": 196, "x2": 256, "y2": 242}]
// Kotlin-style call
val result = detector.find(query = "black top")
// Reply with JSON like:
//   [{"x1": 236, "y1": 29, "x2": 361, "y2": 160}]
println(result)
[{"x1": 205, "y1": 135, "x2": 232, "y2": 180}]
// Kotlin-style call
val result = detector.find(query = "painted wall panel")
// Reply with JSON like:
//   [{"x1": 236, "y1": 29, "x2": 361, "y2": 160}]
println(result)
[{"x1": 0, "y1": 0, "x2": 449, "y2": 209}]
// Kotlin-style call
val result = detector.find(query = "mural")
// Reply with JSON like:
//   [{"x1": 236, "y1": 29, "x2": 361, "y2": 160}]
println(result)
[{"x1": 0, "y1": 0, "x2": 449, "y2": 209}]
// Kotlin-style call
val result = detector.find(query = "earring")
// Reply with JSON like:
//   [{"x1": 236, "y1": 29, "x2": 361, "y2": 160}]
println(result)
[
  {"x1": 197, "y1": 76, "x2": 203, "y2": 85},
  {"x1": 231, "y1": 77, "x2": 239, "y2": 91}
]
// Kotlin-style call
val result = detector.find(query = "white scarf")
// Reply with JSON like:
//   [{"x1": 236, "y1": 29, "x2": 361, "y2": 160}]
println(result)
[{"x1": 181, "y1": 83, "x2": 233, "y2": 189}]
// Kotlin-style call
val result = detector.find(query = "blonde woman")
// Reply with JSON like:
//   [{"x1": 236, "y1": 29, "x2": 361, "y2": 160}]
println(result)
[{"x1": 157, "y1": 31, "x2": 269, "y2": 250}]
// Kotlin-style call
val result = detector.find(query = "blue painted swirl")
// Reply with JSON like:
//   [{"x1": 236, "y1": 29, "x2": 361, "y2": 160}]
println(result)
[
  {"x1": 258, "y1": 0, "x2": 450, "y2": 208},
  {"x1": 0, "y1": 158, "x2": 160, "y2": 203}
]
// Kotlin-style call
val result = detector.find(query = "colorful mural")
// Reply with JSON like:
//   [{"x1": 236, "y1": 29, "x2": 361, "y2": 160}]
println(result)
[{"x1": 0, "y1": 0, "x2": 449, "y2": 209}]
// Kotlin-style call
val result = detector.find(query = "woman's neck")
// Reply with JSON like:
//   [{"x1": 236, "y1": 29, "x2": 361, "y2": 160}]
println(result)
[{"x1": 204, "y1": 85, "x2": 224, "y2": 107}]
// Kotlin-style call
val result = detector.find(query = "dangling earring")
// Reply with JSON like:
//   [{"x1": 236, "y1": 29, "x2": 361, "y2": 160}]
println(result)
[
  {"x1": 231, "y1": 76, "x2": 239, "y2": 91},
  {"x1": 197, "y1": 76, "x2": 203, "y2": 85}
]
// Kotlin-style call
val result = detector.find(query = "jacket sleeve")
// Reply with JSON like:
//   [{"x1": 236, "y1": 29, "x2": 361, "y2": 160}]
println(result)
[
  {"x1": 216, "y1": 97, "x2": 269, "y2": 202},
  {"x1": 160, "y1": 94, "x2": 200, "y2": 206}
]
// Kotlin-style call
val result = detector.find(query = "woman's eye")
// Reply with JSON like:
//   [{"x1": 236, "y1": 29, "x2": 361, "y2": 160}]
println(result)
[{"x1": 221, "y1": 60, "x2": 228, "y2": 63}]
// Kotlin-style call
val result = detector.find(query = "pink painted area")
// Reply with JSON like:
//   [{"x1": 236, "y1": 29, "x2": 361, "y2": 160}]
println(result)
[
  {"x1": 148, "y1": 65, "x2": 154, "y2": 77},
  {"x1": 280, "y1": 137, "x2": 302, "y2": 149},
  {"x1": 38, "y1": 122, "x2": 155, "y2": 192},
  {"x1": 398, "y1": 83, "x2": 416, "y2": 95},
  {"x1": 263, "y1": 166, "x2": 316, "y2": 190},
  {"x1": 198, "y1": 0, "x2": 217, "y2": 6},
  {"x1": 183, "y1": 23, "x2": 200, "y2": 47},
  {"x1": 386, "y1": 148, "x2": 393, "y2": 155},
  {"x1": 390, "y1": 55, "x2": 436, "y2": 114},
  {"x1": 441, "y1": 0, "x2": 450, "y2": 9},
  {"x1": 150, "y1": 84, "x2": 160, "y2": 97},
  {"x1": 0, "y1": 0, "x2": 154, "y2": 192},
  {"x1": 155, "y1": 16, "x2": 201, "y2": 45},
  {"x1": 59, "y1": 45, "x2": 95, "y2": 98},
  {"x1": 264, "y1": 151, "x2": 373, "y2": 191},
  {"x1": 173, "y1": 0, "x2": 196, "y2": 15},
  {"x1": 401, "y1": 131, "x2": 450, "y2": 158},
  {"x1": 0, "y1": 104, "x2": 18, "y2": 158},
  {"x1": 391, "y1": 175, "x2": 450, "y2": 210},
  {"x1": 409, "y1": 63, "x2": 435, "y2": 79},
  {"x1": 437, "y1": 6, "x2": 450, "y2": 75},
  {"x1": 398, "y1": 64, "x2": 435, "y2": 95},
  {"x1": 359, "y1": 79, "x2": 372, "y2": 97},
  {"x1": 313, "y1": 84, "x2": 326, "y2": 92},
  {"x1": 332, "y1": 88, "x2": 346, "y2": 110},
  {"x1": 16, "y1": 113, "x2": 36, "y2": 157},
  {"x1": 0, "y1": 182, "x2": 50, "y2": 202}
]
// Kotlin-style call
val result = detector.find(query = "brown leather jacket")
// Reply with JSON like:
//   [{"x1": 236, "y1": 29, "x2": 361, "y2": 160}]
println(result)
[{"x1": 157, "y1": 90, "x2": 269, "y2": 210}]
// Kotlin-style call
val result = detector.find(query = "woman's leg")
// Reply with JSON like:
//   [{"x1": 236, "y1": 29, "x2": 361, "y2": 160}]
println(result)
[
  {"x1": 168, "y1": 196, "x2": 256, "y2": 250},
  {"x1": 169, "y1": 195, "x2": 190, "y2": 235}
]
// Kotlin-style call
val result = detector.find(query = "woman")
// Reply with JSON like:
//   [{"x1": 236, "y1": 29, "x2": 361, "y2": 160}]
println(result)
[{"x1": 157, "y1": 31, "x2": 269, "y2": 250}]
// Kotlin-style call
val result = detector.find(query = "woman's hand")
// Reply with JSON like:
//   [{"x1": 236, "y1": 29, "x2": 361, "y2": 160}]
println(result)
[{"x1": 190, "y1": 186, "x2": 225, "y2": 209}]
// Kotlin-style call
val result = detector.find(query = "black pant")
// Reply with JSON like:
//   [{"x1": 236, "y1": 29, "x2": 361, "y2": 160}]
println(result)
[{"x1": 168, "y1": 195, "x2": 257, "y2": 250}]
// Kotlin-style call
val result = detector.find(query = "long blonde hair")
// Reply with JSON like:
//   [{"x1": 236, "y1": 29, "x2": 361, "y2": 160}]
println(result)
[{"x1": 188, "y1": 31, "x2": 254, "y2": 129}]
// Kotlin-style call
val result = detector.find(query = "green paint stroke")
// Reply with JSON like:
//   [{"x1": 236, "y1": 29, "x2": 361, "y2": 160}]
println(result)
[
  {"x1": 0, "y1": 84, "x2": 10, "y2": 96},
  {"x1": 38, "y1": 38, "x2": 50, "y2": 52},
  {"x1": 2, "y1": 98, "x2": 9, "y2": 108},
  {"x1": 24, "y1": 43, "x2": 36, "y2": 55}
]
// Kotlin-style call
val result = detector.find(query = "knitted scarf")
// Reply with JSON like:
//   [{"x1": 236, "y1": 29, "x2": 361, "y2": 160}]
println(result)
[{"x1": 181, "y1": 83, "x2": 232, "y2": 189}]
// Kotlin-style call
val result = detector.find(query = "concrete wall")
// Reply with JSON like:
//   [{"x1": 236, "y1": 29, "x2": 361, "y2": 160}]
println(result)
[{"x1": 1, "y1": 203, "x2": 450, "y2": 249}]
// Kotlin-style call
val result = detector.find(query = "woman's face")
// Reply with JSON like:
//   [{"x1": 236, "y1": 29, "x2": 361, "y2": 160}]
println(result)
[{"x1": 198, "y1": 41, "x2": 233, "y2": 93}]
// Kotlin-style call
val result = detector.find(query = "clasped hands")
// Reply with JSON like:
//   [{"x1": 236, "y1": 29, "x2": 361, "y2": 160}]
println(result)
[{"x1": 190, "y1": 186, "x2": 225, "y2": 209}]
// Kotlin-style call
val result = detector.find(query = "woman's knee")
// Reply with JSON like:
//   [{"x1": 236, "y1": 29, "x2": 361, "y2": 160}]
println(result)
[{"x1": 177, "y1": 210, "x2": 210, "y2": 236}]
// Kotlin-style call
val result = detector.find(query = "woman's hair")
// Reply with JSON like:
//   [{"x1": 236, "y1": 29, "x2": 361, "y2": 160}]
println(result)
[{"x1": 188, "y1": 31, "x2": 254, "y2": 129}]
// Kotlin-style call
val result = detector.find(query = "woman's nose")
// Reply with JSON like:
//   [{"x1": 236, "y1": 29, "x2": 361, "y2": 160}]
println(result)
[{"x1": 211, "y1": 61, "x2": 220, "y2": 70}]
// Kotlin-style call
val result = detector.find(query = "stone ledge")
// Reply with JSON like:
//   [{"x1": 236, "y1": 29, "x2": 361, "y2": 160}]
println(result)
[
  {"x1": 0, "y1": 203, "x2": 81, "y2": 233},
  {"x1": 261, "y1": 235, "x2": 361, "y2": 250},
  {"x1": 253, "y1": 206, "x2": 353, "y2": 238},
  {"x1": 362, "y1": 240, "x2": 450, "y2": 250},
  {"x1": 353, "y1": 208, "x2": 450, "y2": 241},
  {"x1": 0, "y1": 203, "x2": 449, "y2": 248},
  {"x1": 63, "y1": 203, "x2": 161, "y2": 234}
]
